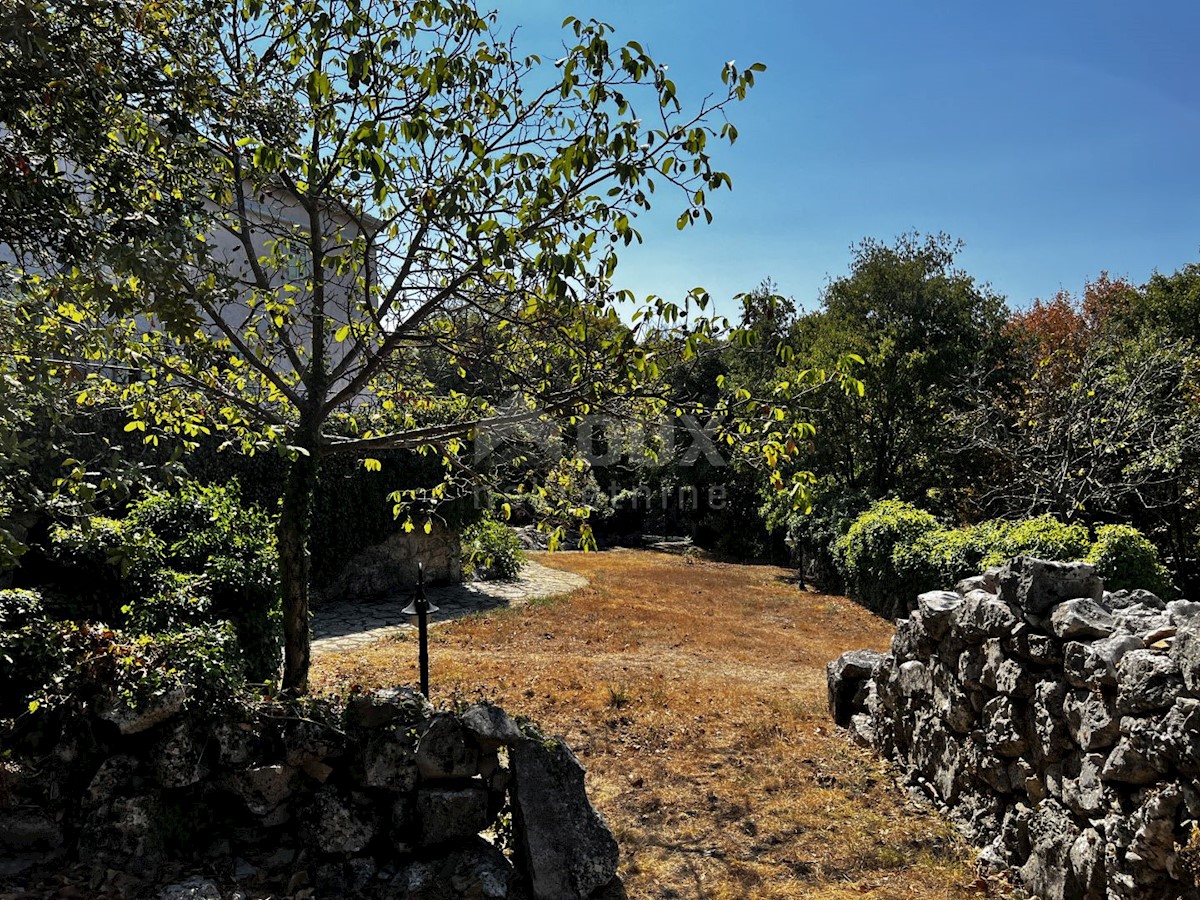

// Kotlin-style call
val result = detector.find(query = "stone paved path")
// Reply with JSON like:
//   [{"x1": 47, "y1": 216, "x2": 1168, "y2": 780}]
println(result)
[{"x1": 311, "y1": 560, "x2": 588, "y2": 654}]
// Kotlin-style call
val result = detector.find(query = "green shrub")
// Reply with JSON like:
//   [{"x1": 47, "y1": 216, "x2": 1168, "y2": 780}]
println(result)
[
  {"x1": 765, "y1": 484, "x2": 870, "y2": 592},
  {"x1": 125, "y1": 482, "x2": 281, "y2": 683},
  {"x1": 120, "y1": 570, "x2": 212, "y2": 633},
  {"x1": 0, "y1": 590, "x2": 47, "y2": 705},
  {"x1": 9, "y1": 620, "x2": 246, "y2": 726},
  {"x1": 48, "y1": 516, "x2": 164, "y2": 616},
  {"x1": 898, "y1": 526, "x2": 987, "y2": 589},
  {"x1": 980, "y1": 515, "x2": 1089, "y2": 568},
  {"x1": 0, "y1": 588, "x2": 43, "y2": 633},
  {"x1": 463, "y1": 516, "x2": 527, "y2": 580},
  {"x1": 1086, "y1": 524, "x2": 1176, "y2": 597},
  {"x1": 835, "y1": 500, "x2": 941, "y2": 616},
  {"x1": 45, "y1": 482, "x2": 281, "y2": 684}
]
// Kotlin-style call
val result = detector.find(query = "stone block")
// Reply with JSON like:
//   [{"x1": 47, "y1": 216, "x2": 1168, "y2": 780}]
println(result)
[
  {"x1": 1117, "y1": 650, "x2": 1183, "y2": 716},
  {"x1": 997, "y1": 557, "x2": 1102, "y2": 617},
  {"x1": 510, "y1": 736, "x2": 619, "y2": 900},
  {"x1": 417, "y1": 786, "x2": 492, "y2": 846}
]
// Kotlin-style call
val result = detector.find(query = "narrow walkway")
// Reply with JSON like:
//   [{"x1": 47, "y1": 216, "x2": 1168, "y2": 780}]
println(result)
[{"x1": 311, "y1": 560, "x2": 588, "y2": 654}]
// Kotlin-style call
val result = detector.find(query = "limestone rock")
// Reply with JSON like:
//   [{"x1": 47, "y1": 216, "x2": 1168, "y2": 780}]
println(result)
[
  {"x1": 1070, "y1": 828, "x2": 1106, "y2": 898},
  {"x1": 363, "y1": 730, "x2": 420, "y2": 792},
  {"x1": 97, "y1": 688, "x2": 187, "y2": 735},
  {"x1": 214, "y1": 720, "x2": 256, "y2": 767},
  {"x1": 84, "y1": 755, "x2": 141, "y2": 809},
  {"x1": 1107, "y1": 589, "x2": 1166, "y2": 611},
  {"x1": 997, "y1": 557, "x2": 1103, "y2": 617},
  {"x1": 1063, "y1": 634, "x2": 1143, "y2": 689},
  {"x1": 1062, "y1": 753, "x2": 1107, "y2": 817},
  {"x1": 417, "y1": 786, "x2": 492, "y2": 846},
  {"x1": 1030, "y1": 679, "x2": 1072, "y2": 763},
  {"x1": 891, "y1": 614, "x2": 933, "y2": 662},
  {"x1": 958, "y1": 644, "x2": 986, "y2": 691},
  {"x1": 917, "y1": 591, "x2": 963, "y2": 640},
  {"x1": 79, "y1": 793, "x2": 166, "y2": 879},
  {"x1": 301, "y1": 789, "x2": 378, "y2": 854},
  {"x1": 1117, "y1": 649, "x2": 1183, "y2": 715},
  {"x1": 982, "y1": 696, "x2": 1028, "y2": 758},
  {"x1": 953, "y1": 591, "x2": 1018, "y2": 643},
  {"x1": 345, "y1": 686, "x2": 432, "y2": 730},
  {"x1": 1018, "y1": 800, "x2": 1081, "y2": 900},
  {"x1": 1127, "y1": 784, "x2": 1183, "y2": 874},
  {"x1": 152, "y1": 721, "x2": 206, "y2": 789},
  {"x1": 1051, "y1": 598, "x2": 1116, "y2": 640},
  {"x1": 826, "y1": 649, "x2": 883, "y2": 727},
  {"x1": 416, "y1": 714, "x2": 479, "y2": 780},
  {"x1": 228, "y1": 764, "x2": 299, "y2": 817},
  {"x1": 930, "y1": 662, "x2": 975, "y2": 734},
  {"x1": 895, "y1": 660, "x2": 933, "y2": 703},
  {"x1": 1102, "y1": 727, "x2": 1164, "y2": 785},
  {"x1": 1171, "y1": 626, "x2": 1200, "y2": 694},
  {"x1": 1007, "y1": 623, "x2": 1063, "y2": 666},
  {"x1": 955, "y1": 575, "x2": 990, "y2": 596},
  {"x1": 461, "y1": 702, "x2": 523, "y2": 750},
  {"x1": 1115, "y1": 604, "x2": 1172, "y2": 639},
  {"x1": 1152, "y1": 698, "x2": 1200, "y2": 775},
  {"x1": 400, "y1": 838, "x2": 515, "y2": 900},
  {"x1": 0, "y1": 807, "x2": 63, "y2": 851},
  {"x1": 1167, "y1": 600, "x2": 1200, "y2": 626},
  {"x1": 155, "y1": 877, "x2": 224, "y2": 900},
  {"x1": 1062, "y1": 689, "x2": 1119, "y2": 751},
  {"x1": 510, "y1": 735, "x2": 619, "y2": 900}
]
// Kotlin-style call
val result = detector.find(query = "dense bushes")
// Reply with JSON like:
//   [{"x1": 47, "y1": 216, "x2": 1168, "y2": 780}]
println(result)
[
  {"x1": 44, "y1": 481, "x2": 281, "y2": 682},
  {"x1": 462, "y1": 515, "x2": 526, "y2": 580},
  {"x1": 835, "y1": 501, "x2": 939, "y2": 616},
  {"x1": 1086, "y1": 524, "x2": 1176, "y2": 598},
  {"x1": 836, "y1": 500, "x2": 1176, "y2": 616},
  {"x1": 1, "y1": 617, "x2": 244, "y2": 726},
  {"x1": 979, "y1": 516, "x2": 1090, "y2": 568}
]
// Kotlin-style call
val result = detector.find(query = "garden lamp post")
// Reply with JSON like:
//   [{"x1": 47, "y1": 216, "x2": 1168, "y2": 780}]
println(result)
[{"x1": 401, "y1": 562, "x2": 438, "y2": 698}]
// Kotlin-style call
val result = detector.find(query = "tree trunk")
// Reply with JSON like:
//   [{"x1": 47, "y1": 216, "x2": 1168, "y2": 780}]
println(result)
[{"x1": 279, "y1": 445, "x2": 319, "y2": 694}]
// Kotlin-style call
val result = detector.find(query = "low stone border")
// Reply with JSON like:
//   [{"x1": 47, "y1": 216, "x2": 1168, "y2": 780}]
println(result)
[{"x1": 312, "y1": 561, "x2": 588, "y2": 655}]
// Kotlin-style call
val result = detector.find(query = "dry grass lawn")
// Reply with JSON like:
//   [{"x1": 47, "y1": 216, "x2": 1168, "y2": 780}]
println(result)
[{"x1": 313, "y1": 550, "x2": 1003, "y2": 899}]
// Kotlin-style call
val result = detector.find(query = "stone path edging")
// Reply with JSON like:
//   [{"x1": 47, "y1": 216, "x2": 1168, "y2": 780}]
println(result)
[{"x1": 312, "y1": 560, "x2": 587, "y2": 655}]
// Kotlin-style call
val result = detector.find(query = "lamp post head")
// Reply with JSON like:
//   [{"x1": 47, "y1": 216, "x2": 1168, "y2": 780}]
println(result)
[{"x1": 402, "y1": 562, "x2": 439, "y2": 620}]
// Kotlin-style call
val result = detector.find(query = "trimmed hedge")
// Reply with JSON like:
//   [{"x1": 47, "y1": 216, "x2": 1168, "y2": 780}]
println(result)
[
  {"x1": 1086, "y1": 524, "x2": 1176, "y2": 598},
  {"x1": 979, "y1": 515, "x2": 1090, "y2": 569},
  {"x1": 835, "y1": 500, "x2": 939, "y2": 617},
  {"x1": 835, "y1": 501, "x2": 1176, "y2": 616}
]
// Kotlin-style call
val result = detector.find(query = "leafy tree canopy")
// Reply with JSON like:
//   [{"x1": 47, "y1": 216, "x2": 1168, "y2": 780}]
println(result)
[{"x1": 3, "y1": 0, "x2": 861, "y2": 692}]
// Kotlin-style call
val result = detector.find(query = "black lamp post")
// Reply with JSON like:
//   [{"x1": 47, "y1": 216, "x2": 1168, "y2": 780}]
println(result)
[{"x1": 401, "y1": 561, "x2": 438, "y2": 698}]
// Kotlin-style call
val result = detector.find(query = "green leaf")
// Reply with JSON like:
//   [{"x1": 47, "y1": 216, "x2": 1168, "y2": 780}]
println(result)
[
  {"x1": 27, "y1": 700, "x2": 39, "y2": 714},
  {"x1": 335, "y1": 325, "x2": 351, "y2": 342},
  {"x1": 363, "y1": 457, "x2": 382, "y2": 472}
]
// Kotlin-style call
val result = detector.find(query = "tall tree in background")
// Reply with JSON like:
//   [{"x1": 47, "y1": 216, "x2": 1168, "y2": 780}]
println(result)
[
  {"x1": 978, "y1": 274, "x2": 1200, "y2": 575},
  {"x1": 794, "y1": 233, "x2": 1013, "y2": 513}
]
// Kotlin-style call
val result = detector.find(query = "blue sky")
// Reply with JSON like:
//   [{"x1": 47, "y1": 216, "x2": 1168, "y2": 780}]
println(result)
[{"x1": 503, "y1": 1, "x2": 1200, "y2": 314}]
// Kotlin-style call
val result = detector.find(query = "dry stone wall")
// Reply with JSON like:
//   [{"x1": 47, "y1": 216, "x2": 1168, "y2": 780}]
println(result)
[
  {"x1": 318, "y1": 522, "x2": 463, "y2": 604},
  {"x1": 828, "y1": 556, "x2": 1200, "y2": 900},
  {"x1": 0, "y1": 688, "x2": 617, "y2": 900}
]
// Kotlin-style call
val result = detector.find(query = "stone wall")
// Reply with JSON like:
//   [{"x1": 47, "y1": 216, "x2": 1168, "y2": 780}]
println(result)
[
  {"x1": 828, "y1": 556, "x2": 1200, "y2": 900},
  {"x1": 0, "y1": 688, "x2": 618, "y2": 900},
  {"x1": 318, "y1": 522, "x2": 463, "y2": 604}
]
